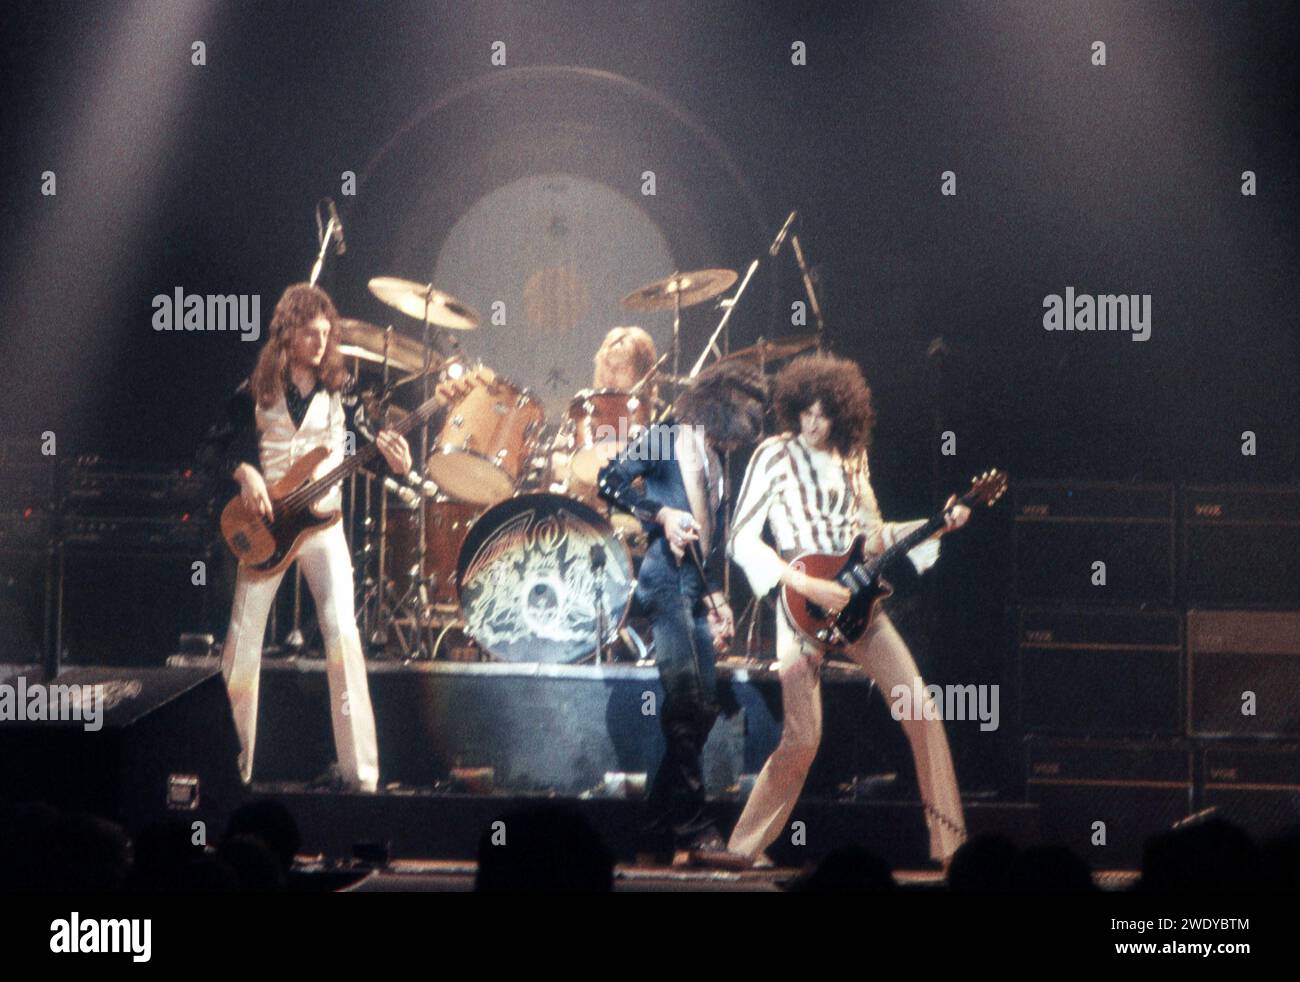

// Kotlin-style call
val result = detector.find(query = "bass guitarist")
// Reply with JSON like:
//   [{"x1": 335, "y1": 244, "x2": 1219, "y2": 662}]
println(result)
[
  {"x1": 707, "y1": 353, "x2": 969, "y2": 869},
  {"x1": 198, "y1": 283, "x2": 413, "y2": 792}
]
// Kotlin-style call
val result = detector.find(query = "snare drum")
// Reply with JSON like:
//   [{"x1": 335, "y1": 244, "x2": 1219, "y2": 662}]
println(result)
[{"x1": 426, "y1": 373, "x2": 546, "y2": 506}]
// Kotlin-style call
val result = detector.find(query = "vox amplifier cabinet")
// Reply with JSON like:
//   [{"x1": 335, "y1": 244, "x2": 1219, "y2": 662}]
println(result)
[
  {"x1": 1200, "y1": 743, "x2": 1300, "y2": 840},
  {"x1": 1026, "y1": 736, "x2": 1192, "y2": 868},
  {"x1": 1012, "y1": 481, "x2": 1174, "y2": 605},
  {"x1": 1017, "y1": 607, "x2": 1183, "y2": 737},
  {"x1": 1182, "y1": 486, "x2": 1300, "y2": 607},
  {"x1": 1187, "y1": 609, "x2": 1300, "y2": 737}
]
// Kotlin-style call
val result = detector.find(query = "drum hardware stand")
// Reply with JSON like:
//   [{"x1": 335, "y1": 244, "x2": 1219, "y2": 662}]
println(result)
[
  {"x1": 591, "y1": 544, "x2": 609, "y2": 663},
  {"x1": 414, "y1": 285, "x2": 445, "y2": 656}
]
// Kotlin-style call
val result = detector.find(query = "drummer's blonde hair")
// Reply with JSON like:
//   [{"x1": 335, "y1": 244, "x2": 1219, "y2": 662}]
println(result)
[{"x1": 594, "y1": 326, "x2": 657, "y2": 397}]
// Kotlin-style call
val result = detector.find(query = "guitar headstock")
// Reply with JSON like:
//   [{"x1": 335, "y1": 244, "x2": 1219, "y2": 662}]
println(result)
[{"x1": 968, "y1": 469, "x2": 1008, "y2": 508}]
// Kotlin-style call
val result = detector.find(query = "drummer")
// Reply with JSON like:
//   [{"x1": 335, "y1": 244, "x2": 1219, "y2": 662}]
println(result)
[
  {"x1": 549, "y1": 326, "x2": 660, "y2": 495},
  {"x1": 593, "y1": 326, "x2": 658, "y2": 400}
]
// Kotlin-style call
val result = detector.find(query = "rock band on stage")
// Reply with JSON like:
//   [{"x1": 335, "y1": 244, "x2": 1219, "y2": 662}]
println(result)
[{"x1": 200, "y1": 271, "x2": 985, "y2": 870}]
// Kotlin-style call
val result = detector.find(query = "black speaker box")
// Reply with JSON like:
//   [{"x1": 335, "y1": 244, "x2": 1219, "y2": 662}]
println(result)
[
  {"x1": 1200, "y1": 743, "x2": 1300, "y2": 840},
  {"x1": 1017, "y1": 607, "x2": 1183, "y2": 737},
  {"x1": 0, "y1": 666, "x2": 243, "y2": 834},
  {"x1": 1182, "y1": 486, "x2": 1300, "y2": 607},
  {"x1": 58, "y1": 549, "x2": 216, "y2": 667},
  {"x1": 1026, "y1": 737, "x2": 1192, "y2": 868},
  {"x1": 1012, "y1": 481, "x2": 1175, "y2": 605},
  {"x1": 1187, "y1": 609, "x2": 1300, "y2": 737}
]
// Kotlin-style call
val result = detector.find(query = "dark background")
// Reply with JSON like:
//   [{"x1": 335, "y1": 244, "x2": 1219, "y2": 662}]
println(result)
[{"x1": 1, "y1": 1, "x2": 1295, "y2": 794}]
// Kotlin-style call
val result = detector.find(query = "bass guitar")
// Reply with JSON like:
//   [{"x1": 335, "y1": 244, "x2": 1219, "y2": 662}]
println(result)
[{"x1": 219, "y1": 367, "x2": 485, "y2": 577}]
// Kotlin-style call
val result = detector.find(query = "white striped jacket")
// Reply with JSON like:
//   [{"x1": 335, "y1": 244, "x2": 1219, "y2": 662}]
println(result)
[{"x1": 727, "y1": 433, "x2": 938, "y2": 597}]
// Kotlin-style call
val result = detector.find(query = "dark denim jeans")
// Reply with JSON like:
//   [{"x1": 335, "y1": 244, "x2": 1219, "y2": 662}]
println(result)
[{"x1": 635, "y1": 555, "x2": 720, "y2": 845}]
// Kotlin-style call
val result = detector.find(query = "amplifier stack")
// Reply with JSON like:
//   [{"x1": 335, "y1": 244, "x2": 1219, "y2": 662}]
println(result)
[
  {"x1": 0, "y1": 443, "x2": 216, "y2": 671},
  {"x1": 1012, "y1": 480, "x2": 1300, "y2": 861}
]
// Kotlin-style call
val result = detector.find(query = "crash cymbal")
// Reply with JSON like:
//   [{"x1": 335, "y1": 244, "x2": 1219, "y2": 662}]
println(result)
[
  {"x1": 368, "y1": 276, "x2": 480, "y2": 331},
  {"x1": 719, "y1": 334, "x2": 818, "y2": 367},
  {"x1": 620, "y1": 268, "x2": 738, "y2": 313},
  {"x1": 336, "y1": 318, "x2": 436, "y2": 376}
]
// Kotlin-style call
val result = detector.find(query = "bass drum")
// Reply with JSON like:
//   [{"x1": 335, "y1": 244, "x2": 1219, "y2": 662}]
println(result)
[{"x1": 456, "y1": 494, "x2": 634, "y2": 664}]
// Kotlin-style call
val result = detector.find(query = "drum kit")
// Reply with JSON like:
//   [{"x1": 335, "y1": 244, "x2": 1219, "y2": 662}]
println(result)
[{"x1": 333, "y1": 269, "x2": 818, "y2": 666}]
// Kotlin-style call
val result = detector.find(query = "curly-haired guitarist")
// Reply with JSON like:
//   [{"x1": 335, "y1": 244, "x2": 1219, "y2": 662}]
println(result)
[{"x1": 708, "y1": 352, "x2": 969, "y2": 868}]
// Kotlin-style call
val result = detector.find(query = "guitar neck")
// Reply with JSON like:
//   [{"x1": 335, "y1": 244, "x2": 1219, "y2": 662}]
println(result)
[
  {"x1": 293, "y1": 388, "x2": 446, "y2": 507},
  {"x1": 874, "y1": 486, "x2": 979, "y2": 569}
]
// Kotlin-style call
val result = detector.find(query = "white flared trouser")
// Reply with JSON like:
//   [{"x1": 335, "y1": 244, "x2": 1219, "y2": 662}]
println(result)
[
  {"x1": 220, "y1": 521, "x2": 378, "y2": 791},
  {"x1": 728, "y1": 609, "x2": 965, "y2": 863}
]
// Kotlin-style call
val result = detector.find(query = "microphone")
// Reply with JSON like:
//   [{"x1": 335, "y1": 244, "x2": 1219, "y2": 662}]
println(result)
[
  {"x1": 768, "y1": 210, "x2": 798, "y2": 257},
  {"x1": 326, "y1": 198, "x2": 347, "y2": 256}
]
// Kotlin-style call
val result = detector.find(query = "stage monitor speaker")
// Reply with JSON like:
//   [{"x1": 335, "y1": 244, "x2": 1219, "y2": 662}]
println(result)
[
  {"x1": 0, "y1": 666, "x2": 243, "y2": 835},
  {"x1": 1017, "y1": 607, "x2": 1183, "y2": 737},
  {"x1": 1200, "y1": 743, "x2": 1300, "y2": 841},
  {"x1": 1012, "y1": 481, "x2": 1174, "y2": 605},
  {"x1": 1187, "y1": 609, "x2": 1300, "y2": 737},
  {"x1": 1026, "y1": 737, "x2": 1192, "y2": 868},
  {"x1": 1182, "y1": 486, "x2": 1300, "y2": 607}
]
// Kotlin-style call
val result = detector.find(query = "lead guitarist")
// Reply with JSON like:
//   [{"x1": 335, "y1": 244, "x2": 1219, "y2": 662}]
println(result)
[
  {"x1": 198, "y1": 283, "x2": 412, "y2": 792},
  {"x1": 712, "y1": 353, "x2": 969, "y2": 868}
]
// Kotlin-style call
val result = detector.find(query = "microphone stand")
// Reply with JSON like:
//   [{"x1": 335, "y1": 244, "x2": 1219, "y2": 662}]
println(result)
[
  {"x1": 288, "y1": 201, "x2": 343, "y2": 654},
  {"x1": 789, "y1": 232, "x2": 825, "y2": 352}
]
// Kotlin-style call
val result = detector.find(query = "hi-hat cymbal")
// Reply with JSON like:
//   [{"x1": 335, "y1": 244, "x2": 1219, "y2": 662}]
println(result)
[
  {"x1": 337, "y1": 318, "x2": 437, "y2": 376},
  {"x1": 621, "y1": 269, "x2": 738, "y2": 312},
  {"x1": 368, "y1": 276, "x2": 480, "y2": 331},
  {"x1": 719, "y1": 335, "x2": 819, "y2": 367}
]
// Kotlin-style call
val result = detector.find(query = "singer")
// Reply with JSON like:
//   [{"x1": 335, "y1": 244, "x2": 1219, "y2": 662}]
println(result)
[{"x1": 597, "y1": 361, "x2": 768, "y2": 863}]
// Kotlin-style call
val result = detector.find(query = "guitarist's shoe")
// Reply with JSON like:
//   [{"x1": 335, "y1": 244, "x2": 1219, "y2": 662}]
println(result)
[
  {"x1": 689, "y1": 847, "x2": 759, "y2": 870},
  {"x1": 687, "y1": 831, "x2": 758, "y2": 870},
  {"x1": 306, "y1": 763, "x2": 345, "y2": 792}
]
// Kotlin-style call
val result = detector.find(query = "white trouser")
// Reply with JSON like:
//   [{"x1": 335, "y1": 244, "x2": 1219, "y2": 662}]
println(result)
[
  {"x1": 221, "y1": 521, "x2": 379, "y2": 791},
  {"x1": 727, "y1": 608, "x2": 966, "y2": 863}
]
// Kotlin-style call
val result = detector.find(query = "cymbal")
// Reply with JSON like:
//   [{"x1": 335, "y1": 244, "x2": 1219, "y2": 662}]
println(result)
[
  {"x1": 336, "y1": 318, "x2": 436, "y2": 376},
  {"x1": 368, "y1": 277, "x2": 480, "y2": 331},
  {"x1": 719, "y1": 335, "x2": 818, "y2": 367},
  {"x1": 621, "y1": 268, "x2": 738, "y2": 313}
]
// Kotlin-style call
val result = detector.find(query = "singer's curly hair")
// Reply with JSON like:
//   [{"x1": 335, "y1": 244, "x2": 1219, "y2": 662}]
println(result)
[
  {"x1": 774, "y1": 353, "x2": 876, "y2": 456},
  {"x1": 251, "y1": 283, "x2": 348, "y2": 409},
  {"x1": 674, "y1": 361, "x2": 770, "y2": 448}
]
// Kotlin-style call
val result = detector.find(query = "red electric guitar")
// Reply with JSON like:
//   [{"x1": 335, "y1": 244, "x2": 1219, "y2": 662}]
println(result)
[{"x1": 780, "y1": 469, "x2": 1007, "y2": 646}]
